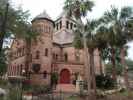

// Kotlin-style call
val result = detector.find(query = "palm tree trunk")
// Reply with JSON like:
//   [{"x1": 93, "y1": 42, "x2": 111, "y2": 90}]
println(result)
[
  {"x1": 25, "y1": 39, "x2": 31, "y2": 79},
  {"x1": 83, "y1": 37, "x2": 91, "y2": 100},
  {"x1": 120, "y1": 47, "x2": 130, "y2": 90},
  {"x1": 99, "y1": 50, "x2": 103, "y2": 75},
  {"x1": 76, "y1": 18, "x2": 91, "y2": 100},
  {"x1": 0, "y1": 38, "x2": 4, "y2": 53},
  {"x1": 111, "y1": 48, "x2": 117, "y2": 81},
  {"x1": 89, "y1": 48, "x2": 96, "y2": 100}
]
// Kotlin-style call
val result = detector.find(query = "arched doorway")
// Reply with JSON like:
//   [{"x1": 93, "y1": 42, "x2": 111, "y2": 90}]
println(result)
[{"x1": 60, "y1": 69, "x2": 70, "y2": 84}]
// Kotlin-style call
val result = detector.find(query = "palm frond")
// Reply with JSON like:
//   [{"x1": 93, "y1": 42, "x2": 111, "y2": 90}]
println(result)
[
  {"x1": 64, "y1": 0, "x2": 94, "y2": 18},
  {"x1": 120, "y1": 7, "x2": 132, "y2": 19},
  {"x1": 103, "y1": 6, "x2": 118, "y2": 23}
]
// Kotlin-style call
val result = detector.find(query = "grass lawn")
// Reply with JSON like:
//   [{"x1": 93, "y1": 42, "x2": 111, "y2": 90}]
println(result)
[
  {"x1": 67, "y1": 96, "x2": 81, "y2": 100},
  {"x1": 66, "y1": 91, "x2": 133, "y2": 100},
  {"x1": 0, "y1": 96, "x2": 4, "y2": 100}
]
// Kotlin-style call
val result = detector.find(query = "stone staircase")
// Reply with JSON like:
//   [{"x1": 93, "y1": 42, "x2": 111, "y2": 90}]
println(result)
[{"x1": 55, "y1": 84, "x2": 76, "y2": 93}]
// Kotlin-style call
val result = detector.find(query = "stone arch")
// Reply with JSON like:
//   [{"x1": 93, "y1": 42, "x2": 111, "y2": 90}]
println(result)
[{"x1": 60, "y1": 69, "x2": 70, "y2": 84}]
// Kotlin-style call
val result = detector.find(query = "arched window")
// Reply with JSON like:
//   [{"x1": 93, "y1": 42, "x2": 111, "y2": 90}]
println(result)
[
  {"x1": 56, "y1": 23, "x2": 59, "y2": 30},
  {"x1": 46, "y1": 26, "x2": 48, "y2": 33},
  {"x1": 55, "y1": 54, "x2": 58, "y2": 60},
  {"x1": 74, "y1": 24, "x2": 76, "y2": 28},
  {"x1": 60, "y1": 21, "x2": 62, "y2": 29},
  {"x1": 43, "y1": 71, "x2": 47, "y2": 79},
  {"x1": 35, "y1": 51, "x2": 40, "y2": 59},
  {"x1": 38, "y1": 25, "x2": 41, "y2": 33},
  {"x1": 11, "y1": 66, "x2": 13, "y2": 75},
  {"x1": 20, "y1": 64, "x2": 23, "y2": 75},
  {"x1": 64, "y1": 53, "x2": 68, "y2": 62},
  {"x1": 45, "y1": 48, "x2": 48, "y2": 56},
  {"x1": 43, "y1": 25, "x2": 46, "y2": 33},
  {"x1": 66, "y1": 21, "x2": 69, "y2": 29},
  {"x1": 70, "y1": 23, "x2": 73, "y2": 29}
]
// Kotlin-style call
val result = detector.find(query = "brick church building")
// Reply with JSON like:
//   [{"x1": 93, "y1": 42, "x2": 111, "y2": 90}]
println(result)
[{"x1": 7, "y1": 10, "x2": 103, "y2": 90}]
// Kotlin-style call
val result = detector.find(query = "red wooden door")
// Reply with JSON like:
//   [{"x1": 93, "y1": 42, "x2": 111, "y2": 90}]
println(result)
[{"x1": 60, "y1": 69, "x2": 70, "y2": 84}]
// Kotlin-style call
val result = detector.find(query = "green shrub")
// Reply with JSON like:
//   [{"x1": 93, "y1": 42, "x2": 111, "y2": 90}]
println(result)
[
  {"x1": 0, "y1": 80, "x2": 8, "y2": 87},
  {"x1": 7, "y1": 87, "x2": 22, "y2": 100},
  {"x1": 51, "y1": 72, "x2": 58, "y2": 85},
  {"x1": 119, "y1": 88, "x2": 126, "y2": 93},
  {"x1": 22, "y1": 84, "x2": 52, "y2": 95},
  {"x1": 96, "y1": 75, "x2": 116, "y2": 90}
]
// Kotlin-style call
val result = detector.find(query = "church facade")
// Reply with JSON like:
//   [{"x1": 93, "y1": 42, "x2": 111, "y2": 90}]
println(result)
[{"x1": 7, "y1": 11, "x2": 102, "y2": 86}]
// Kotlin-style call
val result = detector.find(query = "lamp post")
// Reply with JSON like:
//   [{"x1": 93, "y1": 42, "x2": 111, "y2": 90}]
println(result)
[
  {"x1": 0, "y1": 3, "x2": 9, "y2": 52},
  {"x1": 20, "y1": 69, "x2": 26, "y2": 100}
]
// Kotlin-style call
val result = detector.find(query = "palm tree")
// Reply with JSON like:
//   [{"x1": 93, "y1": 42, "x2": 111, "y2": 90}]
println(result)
[
  {"x1": 74, "y1": 20, "x2": 99, "y2": 99},
  {"x1": 95, "y1": 26, "x2": 108, "y2": 75},
  {"x1": 73, "y1": 19, "x2": 96, "y2": 100},
  {"x1": 64, "y1": 0, "x2": 95, "y2": 99},
  {"x1": 120, "y1": 8, "x2": 133, "y2": 90},
  {"x1": 85, "y1": 20, "x2": 100, "y2": 98},
  {"x1": 101, "y1": 6, "x2": 133, "y2": 89}
]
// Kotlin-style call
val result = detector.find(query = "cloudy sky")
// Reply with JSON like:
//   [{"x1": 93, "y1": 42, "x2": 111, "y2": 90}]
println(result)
[{"x1": 11, "y1": 0, "x2": 133, "y2": 59}]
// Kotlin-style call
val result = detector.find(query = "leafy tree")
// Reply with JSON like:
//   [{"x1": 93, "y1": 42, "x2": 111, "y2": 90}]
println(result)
[
  {"x1": 0, "y1": 0, "x2": 31, "y2": 52},
  {"x1": 51, "y1": 72, "x2": 58, "y2": 87},
  {"x1": 126, "y1": 17, "x2": 133, "y2": 36},
  {"x1": 0, "y1": 0, "x2": 39, "y2": 78},
  {"x1": 96, "y1": 75, "x2": 115, "y2": 90}
]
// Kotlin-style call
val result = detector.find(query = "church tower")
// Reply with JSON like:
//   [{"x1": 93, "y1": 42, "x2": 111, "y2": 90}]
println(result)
[{"x1": 30, "y1": 10, "x2": 54, "y2": 85}]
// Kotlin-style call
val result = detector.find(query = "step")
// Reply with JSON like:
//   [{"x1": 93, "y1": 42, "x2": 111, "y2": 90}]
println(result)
[{"x1": 55, "y1": 84, "x2": 76, "y2": 93}]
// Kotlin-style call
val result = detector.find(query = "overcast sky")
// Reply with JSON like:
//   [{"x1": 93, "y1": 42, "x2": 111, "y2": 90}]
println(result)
[{"x1": 11, "y1": 0, "x2": 133, "y2": 59}]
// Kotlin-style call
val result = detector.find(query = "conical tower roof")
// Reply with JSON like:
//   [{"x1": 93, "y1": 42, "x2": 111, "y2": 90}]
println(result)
[
  {"x1": 32, "y1": 10, "x2": 53, "y2": 23},
  {"x1": 55, "y1": 10, "x2": 76, "y2": 22}
]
